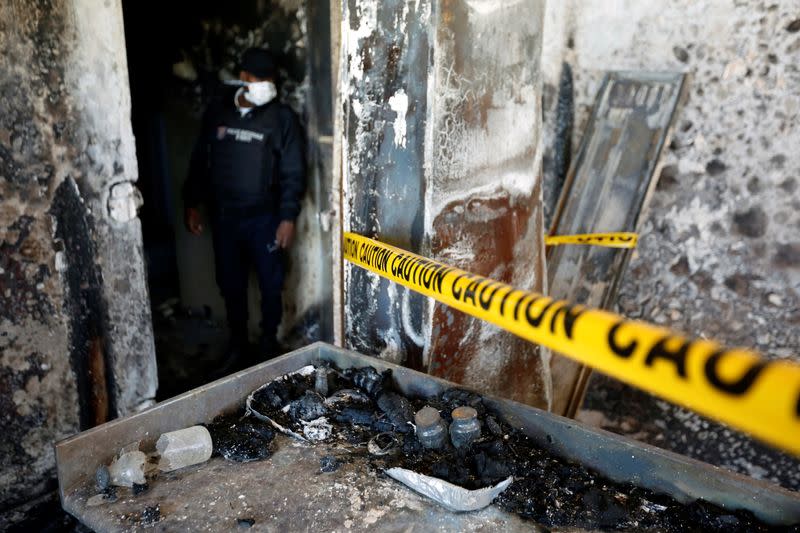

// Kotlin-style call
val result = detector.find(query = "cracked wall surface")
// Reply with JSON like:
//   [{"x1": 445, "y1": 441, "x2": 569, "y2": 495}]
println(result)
[
  {"x1": 0, "y1": 0, "x2": 156, "y2": 509},
  {"x1": 542, "y1": 0, "x2": 800, "y2": 489}
]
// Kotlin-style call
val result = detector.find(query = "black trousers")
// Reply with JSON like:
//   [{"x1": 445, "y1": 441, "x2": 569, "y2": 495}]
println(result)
[{"x1": 210, "y1": 213, "x2": 284, "y2": 346}]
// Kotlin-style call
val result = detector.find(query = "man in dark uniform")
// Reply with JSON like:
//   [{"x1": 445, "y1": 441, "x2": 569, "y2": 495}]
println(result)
[{"x1": 183, "y1": 48, "x2": 305, "y2": 373}]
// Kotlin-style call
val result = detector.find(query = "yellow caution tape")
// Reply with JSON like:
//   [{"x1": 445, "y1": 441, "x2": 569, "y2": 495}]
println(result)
[
  {"x1": 545, "y1": 232, "x2": 638, "y2": 248},
  {"x1": 343, "y1": 232, "x2": 800, "y2": 456}
]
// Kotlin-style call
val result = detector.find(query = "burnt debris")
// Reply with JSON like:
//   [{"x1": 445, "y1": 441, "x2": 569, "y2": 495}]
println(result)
[
  {"x1": 140, "y1": 505, "x2": 160, "y2": 526},
  {"x1": 287, "y1": 390, "x2": 328, "y2": 422},
  {"x1": 320, "y1": 455, "x2": 341, "y2": 473},
  {"x1": 237, "y1": 517, "x2": 256, "y2": 528},
  {"x1": 95, "y1": 465, "x2": 111, "y2": 492},
  {"x1": 375, "y1": 391, "x2": 414, "y2": 433},
  {"x1": 221, "y1": 363, "x2": 790, "y2": 532},
  {"x1": 207, "y1": 415, "x2": 276, "y2": 463},
  {"x1": 343, "y1": 366, "x2": 391, "y2": 398}
]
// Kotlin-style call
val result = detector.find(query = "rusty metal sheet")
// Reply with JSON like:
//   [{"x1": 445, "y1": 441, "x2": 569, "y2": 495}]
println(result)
[{"x1": 547, "y1": 71, "x2": 689, "y2": 416}]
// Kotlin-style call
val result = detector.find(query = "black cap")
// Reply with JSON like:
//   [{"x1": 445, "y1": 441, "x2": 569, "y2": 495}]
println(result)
[{"x1": 240, "y1": 48, "x2": 277, "y2": 80}]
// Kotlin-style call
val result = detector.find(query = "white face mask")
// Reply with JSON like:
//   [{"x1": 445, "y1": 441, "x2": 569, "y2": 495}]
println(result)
[{"x1": 244, "y1": 81, "x2": 277, "y2": 106}]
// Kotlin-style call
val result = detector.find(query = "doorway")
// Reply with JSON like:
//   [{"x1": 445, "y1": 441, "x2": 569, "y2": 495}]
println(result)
[{"x1": 121, "y1": 0, "x2": 334, "y2": 399}]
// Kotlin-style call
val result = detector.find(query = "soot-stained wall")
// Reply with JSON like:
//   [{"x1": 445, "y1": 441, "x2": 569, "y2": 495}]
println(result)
[
  {"x1": 342, "y1": 0, "x2": 549, "y2": 407},
  {"x1": 425, "y1": 0, "x2": 549, "y2": 408},
  {"x1": 0, "y1": 0, "x2": 156, "y2": 509},
  {"x1": 342, "y1": 0, "x2": 430, "y2": 369},
  {"x1": 542, "y1": 0, "x2": 800, "y2": 488}
]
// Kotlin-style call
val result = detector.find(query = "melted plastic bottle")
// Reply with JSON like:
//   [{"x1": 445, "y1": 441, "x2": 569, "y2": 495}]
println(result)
[{"x1": 108, "y1": 451, "x2": 146, "y2": 487}]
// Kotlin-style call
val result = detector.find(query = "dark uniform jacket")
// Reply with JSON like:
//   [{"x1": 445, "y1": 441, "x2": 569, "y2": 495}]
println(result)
[{"x1": 183, "y1": 88, "x2": 306, "y2": 221}]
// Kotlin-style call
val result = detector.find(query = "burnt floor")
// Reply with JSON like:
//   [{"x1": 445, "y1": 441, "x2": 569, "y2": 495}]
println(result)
[{"x1": 151, "y1": 300, "x2": 229, "y2": 401}]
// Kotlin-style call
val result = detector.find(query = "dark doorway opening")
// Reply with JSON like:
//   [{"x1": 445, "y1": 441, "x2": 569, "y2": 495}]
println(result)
[{"x1": 121, "y1": 0, "x2": 333, "y2": 400}]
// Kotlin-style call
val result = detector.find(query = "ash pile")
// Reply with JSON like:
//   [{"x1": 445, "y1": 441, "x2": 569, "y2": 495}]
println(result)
[{"x1": 202, "y1": 364, "x2": 784, "y2": 532}]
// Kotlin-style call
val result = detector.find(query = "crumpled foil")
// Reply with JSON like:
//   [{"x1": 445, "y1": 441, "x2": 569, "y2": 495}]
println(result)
[{"x1": 386, "y1": 467, "x2": 513, "y2": 512}]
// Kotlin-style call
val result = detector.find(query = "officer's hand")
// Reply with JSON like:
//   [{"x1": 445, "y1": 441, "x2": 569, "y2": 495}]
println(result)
[
  {"x1": 184, "y1": 207, "x2": 204, "y2": 235},
  {"x1": 276, "y1": 220, "x2": 295, "y2": 249}
]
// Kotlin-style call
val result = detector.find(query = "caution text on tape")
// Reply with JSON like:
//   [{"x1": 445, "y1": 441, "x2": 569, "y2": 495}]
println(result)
[
  {"x1": 545, "y1": 232, "x2": 638, "y2": 248},
  {"x1": 343, "y1": 232, "x2": 800, "y2": 456}
]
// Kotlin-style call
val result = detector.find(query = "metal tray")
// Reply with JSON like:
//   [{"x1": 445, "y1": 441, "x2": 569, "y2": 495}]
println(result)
[{"x1": 56, "y1": 342, "x2": 800, "y2": 531}]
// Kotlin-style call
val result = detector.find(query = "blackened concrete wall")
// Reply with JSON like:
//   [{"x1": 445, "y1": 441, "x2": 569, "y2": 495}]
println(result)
[
  {"x1": 0, "y1": 0, "x2": 156, "y2": 509},
  {"x1": 341, "y1": 0, "x2": 549, "y2": 407},
  {"x1": 341, "y1": 0, "x2": 431, "y2": 369}
]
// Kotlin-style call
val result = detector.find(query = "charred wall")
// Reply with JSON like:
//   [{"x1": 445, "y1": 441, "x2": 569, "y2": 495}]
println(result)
[
  {"x1": 542, "y1": 0, "x2": 800, "y2": 488},
  {"x1": 342, "y1": 0, "x2": 431, "y2": 368},
  {"x1": 425, "y1": 0, "x2": 549, "y2": 408},
  {"x1": 342, "y1": 0, "x2": 549, "y2": 406},
  {"x1": 0, "y1": 0, "x2": 156, "y2": 509}
]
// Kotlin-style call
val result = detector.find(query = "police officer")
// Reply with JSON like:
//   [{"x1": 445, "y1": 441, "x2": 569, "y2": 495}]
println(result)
[{"x1": 183, "y1": 48, "x2": 305, "y2": 373}]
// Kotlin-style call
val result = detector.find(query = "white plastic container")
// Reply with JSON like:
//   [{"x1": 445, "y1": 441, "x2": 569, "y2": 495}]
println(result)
[{"x1": 156, "y1": 425, "x2": 213, "y2": 472}]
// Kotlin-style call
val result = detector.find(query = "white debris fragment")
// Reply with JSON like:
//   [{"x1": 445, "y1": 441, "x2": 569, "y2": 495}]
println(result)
[
  {"x1": 388, "y1": 89, "x2": 409, "y2": 147},
  {"x1": 640, "y1": 500, "x2": 668, "y2": 513},
  {"x1": 301, "y1": 417, "x2": 333, "y2": 441},
  {"x1": 293, "y1": 365, "x2": 317, "y2": 377},
  {"x1": 386, "y1": 467, "x2": 513, "y2": 512},
  {"x1": 767, "y1": 293, "x2": 783, "y2": 306},
  {"x1": 108, "y1": 451, "x2": 146, "y2": 487},
  {"x1": 107, "y1": 181, "x2": 143, "y2": 222},
  {"x1": 54, "y1": 251, "x2": 67, "y2": 272}
]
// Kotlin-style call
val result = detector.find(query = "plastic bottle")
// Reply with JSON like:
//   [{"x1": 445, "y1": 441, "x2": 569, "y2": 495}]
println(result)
[
  {"x1": 449, "y1": 406, "x2": 481, "y2": 448},
  {"x1": 315, "y1": 367, "x2": 335, "y2": 396},
  {"x1": 414, "y1": 406, "x2": 447, "y2": 449},
  {"x1": 156, "y1": 425, "x2": 213, "y2": 472}
]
